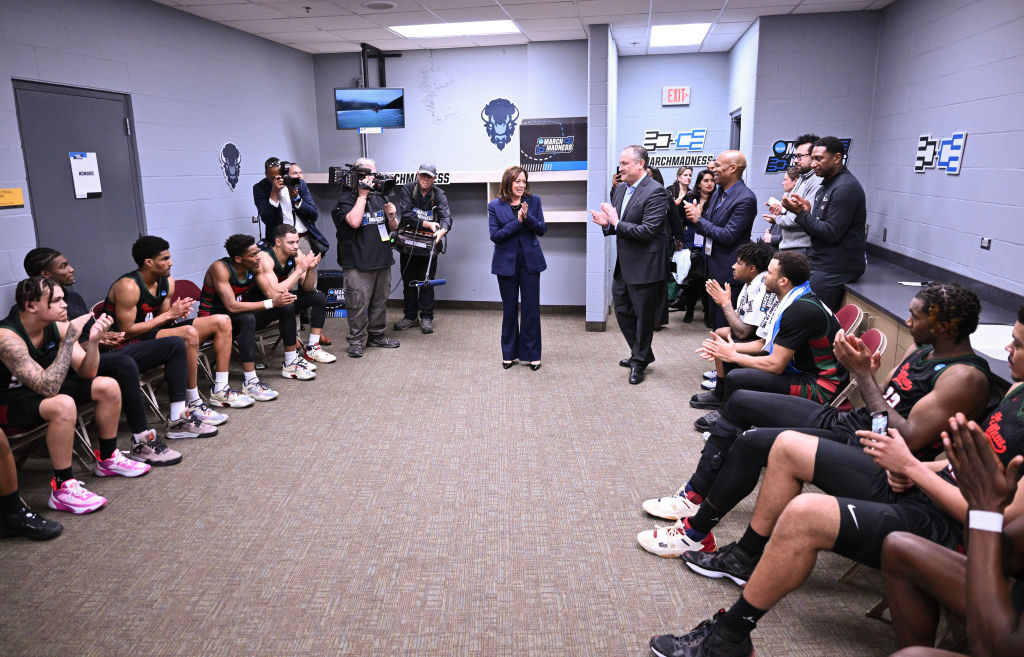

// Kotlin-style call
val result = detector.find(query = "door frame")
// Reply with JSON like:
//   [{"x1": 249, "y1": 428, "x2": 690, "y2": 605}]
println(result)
[{"x1": 12, "y1": 79, "x2": 147, "y2": 245}]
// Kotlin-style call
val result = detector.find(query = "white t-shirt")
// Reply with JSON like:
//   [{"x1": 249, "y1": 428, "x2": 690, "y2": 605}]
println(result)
[
  {"x1": 274, "y1": 187, "x2": 307, "y2": 234},
  {"x1": 734, "y1": 271, "x2": 781, "y2": 339}
]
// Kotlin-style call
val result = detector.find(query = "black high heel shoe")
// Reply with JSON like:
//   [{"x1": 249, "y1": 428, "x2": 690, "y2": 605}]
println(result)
[
  {"x1": 529, "y1": 361, "x2": 542, "y2": 371},
  {"x1": 502, "y1": 360, "x2": 515, "y2": 369}
]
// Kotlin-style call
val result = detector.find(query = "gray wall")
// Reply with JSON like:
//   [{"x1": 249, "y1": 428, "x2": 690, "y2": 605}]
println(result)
[
  {"x1": 312, "y1": 41, "x2": 589, "y2": 306},
  {"x1": 866, "y1": 0, "x2": 1024, "y2": 293},
  {"x1": 0, "y1": 0, "x2": 318, "y2": 308}
]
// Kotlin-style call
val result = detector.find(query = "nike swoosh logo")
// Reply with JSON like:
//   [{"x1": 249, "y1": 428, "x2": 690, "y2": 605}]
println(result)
[{"x1": 847, "y1": 504, "x2": 859, "y2": 530}]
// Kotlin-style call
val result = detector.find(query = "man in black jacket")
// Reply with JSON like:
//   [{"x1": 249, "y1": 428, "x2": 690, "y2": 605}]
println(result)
[
  {"x1": 394, "y1": 163, "x2": 451, "y2": 335},
  {"x1": 782, "y1": 136, "x2": 866, "y2": 312}
]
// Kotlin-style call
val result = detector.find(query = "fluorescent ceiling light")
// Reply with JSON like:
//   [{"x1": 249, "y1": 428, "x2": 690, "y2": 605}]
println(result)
[
  {"x1": 390, "y1": 20, "x2": 520, "y2": 39},
  {"x1": 650, "y1": 23, "x2": 711, "y2": 47}
]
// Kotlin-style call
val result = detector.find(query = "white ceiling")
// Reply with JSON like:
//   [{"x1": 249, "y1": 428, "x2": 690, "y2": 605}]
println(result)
[{"x1": 152, "y1": 0, "x2": 894, "y2": 55}]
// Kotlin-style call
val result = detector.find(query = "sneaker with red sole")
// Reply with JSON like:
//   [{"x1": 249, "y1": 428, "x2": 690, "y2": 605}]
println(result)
[
  {"x1": 48, "y1": 478, "x2": 108, "y2": 514},
  {"x1": 94, "y1": 449, "x2": 151, "y2": 477},
  {"x1": 637, "y1": 517, "x2": 716, "y2": 557},
  {"x1": 642, "y1": 488, "x2": 704, "y2": 520}
]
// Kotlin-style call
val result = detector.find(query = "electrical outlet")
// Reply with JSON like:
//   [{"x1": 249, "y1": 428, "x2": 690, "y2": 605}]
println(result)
[
  {"x1": 882, "y1": 228, "x2": 887, "y2": 242},
  {"x1": 980, "y1": 237, "x2": 992, "y2": 250}
]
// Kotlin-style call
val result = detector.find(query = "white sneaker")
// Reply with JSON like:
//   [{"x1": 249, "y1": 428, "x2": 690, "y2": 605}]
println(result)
[
  {"x1": 208, "y1": 386, "x2": 255, "y2": 408},
  {"x1": 303, "y1": 344, "x2": 336, "y2": 363},
  {"x1": 642, "y1": 493, "x2": 701, "y2": 521},
  {"x1": 186, "y1": 398, "x2": 228, "y2": 425},
  {"x1": 281, "y1": 360, "x2": 316, "y2": 380},
  {"x1": 243, "y1": 379, "x2": 279, "y2": 401},
  {"x1": 637, "y1": 520, "x2": 715, "y2": 557},
  {"x1": 701, "y1": 379, "x2": 717, "y2": 391},
  {"x1": 297, "y1": 354, "x2": 316, "y2": 371}
]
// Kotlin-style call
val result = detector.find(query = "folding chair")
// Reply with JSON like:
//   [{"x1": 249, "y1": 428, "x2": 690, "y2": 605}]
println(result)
[
  {"x1": 835, "y1": 303, "x2": 864, "y2": 335},
  {"x1": 830, "y1": 328, "x2": 887, "y2": 412}
]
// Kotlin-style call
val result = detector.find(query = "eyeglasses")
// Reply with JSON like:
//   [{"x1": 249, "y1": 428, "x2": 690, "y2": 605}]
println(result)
[{"x1": 791, "y1": 152, "x2": 809, "y2": 160}]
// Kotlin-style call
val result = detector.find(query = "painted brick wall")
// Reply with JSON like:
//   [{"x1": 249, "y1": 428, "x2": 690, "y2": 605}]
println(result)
[
  {"x1": 0, "y1": 0, "x2": 318, "y2": 308},
  {"x1": 868, "y1": 0, "x2": 1024, "y2": 293}
]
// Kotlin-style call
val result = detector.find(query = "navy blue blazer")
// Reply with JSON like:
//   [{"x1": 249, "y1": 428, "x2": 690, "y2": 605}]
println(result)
[
  {"x1": 489, "y1": 195, "x2": 547, "y2": 276},
  {"x1": 693, "y1": 179, "x2": 757, "y2": 285},
  {"x1": 253, "y1": 178, "x2": 329, "y2": 253}
]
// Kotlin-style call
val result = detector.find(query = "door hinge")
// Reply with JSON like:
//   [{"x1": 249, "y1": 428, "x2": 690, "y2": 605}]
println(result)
[{"x1": 125, "y1": 117, "x2": 131, "y2": 136}]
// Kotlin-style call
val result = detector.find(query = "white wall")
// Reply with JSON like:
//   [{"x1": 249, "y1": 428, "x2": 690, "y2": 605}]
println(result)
[
  {"x1": 0, "y1": 0, "x2": 318, "y2": 308},
  {"x1": 867, "y1": 0, "x2": 1024, "y2": 293},
  {"x1": 312, "y1": 41, "x2": 590, "y2": 306}
]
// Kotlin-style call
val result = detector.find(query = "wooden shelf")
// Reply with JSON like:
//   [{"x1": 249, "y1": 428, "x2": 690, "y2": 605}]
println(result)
[{"x1": 305, "y1": 169, "x2": 587, "y2": 185}]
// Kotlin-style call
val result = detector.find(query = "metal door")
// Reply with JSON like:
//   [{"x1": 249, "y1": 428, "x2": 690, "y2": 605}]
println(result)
[{"x1": 14, "y1": 80, "x2": 145, "y2": 305}]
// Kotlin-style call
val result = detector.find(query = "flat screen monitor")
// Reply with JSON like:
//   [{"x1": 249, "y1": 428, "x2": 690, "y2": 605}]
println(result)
[{"x1": 334, "y1": 88, "x2": 405, "y2": 130}]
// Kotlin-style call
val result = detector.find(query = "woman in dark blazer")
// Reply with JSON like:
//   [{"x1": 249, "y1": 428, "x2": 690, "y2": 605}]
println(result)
[{"x1": 488, "y1": 166, "x2": 547, "y2": 370}]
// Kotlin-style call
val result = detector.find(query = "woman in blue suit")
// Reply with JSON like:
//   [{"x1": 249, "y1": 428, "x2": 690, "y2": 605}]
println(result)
[{"x1": 489, "y1": 166, "x2": 546, "y2": 370}]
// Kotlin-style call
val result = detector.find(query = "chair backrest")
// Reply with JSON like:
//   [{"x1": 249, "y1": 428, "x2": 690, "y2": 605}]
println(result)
[
  {"x1": 859, "y1": 328, "x2": 887, "y2": 358},
  {"x1": 835, "y1": 304, "x2": 864, "y2": 335},
  {"x1": 90, "y1": 301, "x2": 104, "y2": 319},
  {"x1": 170, "y1": 279, "x2": 202, "y2": 320}
]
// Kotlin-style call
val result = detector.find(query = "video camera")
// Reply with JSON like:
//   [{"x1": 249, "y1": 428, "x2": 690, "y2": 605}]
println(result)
[{"x1": 329, "y1": 163, "x2": 397, "y2": 196}]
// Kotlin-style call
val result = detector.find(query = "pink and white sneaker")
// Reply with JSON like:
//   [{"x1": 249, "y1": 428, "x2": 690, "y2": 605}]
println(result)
[
  {"x1": 94, "y1": 449, "x2": 151, "y2": 477},
  {"x1": 48, "y1": 478, "x2": 109, "y2": 514}
]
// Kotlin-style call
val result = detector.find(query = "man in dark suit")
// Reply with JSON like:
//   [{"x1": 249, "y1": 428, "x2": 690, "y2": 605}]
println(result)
[
  {"x1": 591, "y1": 145, "x2": 668, "y2": 385},
  {"x1": 253, "y1": 158, "x2": 329, "y2": 257},
  {"x1": 683, "y1": 150, "x2": 757, "y2": 330}
]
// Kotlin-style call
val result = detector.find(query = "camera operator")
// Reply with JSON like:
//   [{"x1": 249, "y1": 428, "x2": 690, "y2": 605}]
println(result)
[
  {"x1": 332, "y1": 157, "x2": 400, "y2": 358},
  {"x1": 253, "y1": 157, "x2": 328, "y2": 259},
  {"x1": 394, "y1": 163, "x2": 451, "y2": 334}
]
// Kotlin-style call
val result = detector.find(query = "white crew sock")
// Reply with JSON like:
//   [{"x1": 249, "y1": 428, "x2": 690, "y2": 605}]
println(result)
[
  {"x1": 169, "y1": 401, "x2": 186, "y2": 420},
  {"x1": 186, "y1": 387, "x2": 201, "y2": 403},
  {"x1": 214, "y1": 372, "x2": 229, "y2": 392},
  {"x1": 307, "y1": 333, "x2": 321, "y2": 347},
  {"x1": 284, "y1": 350, "x2": 297, "y2": 366},
  {"x1": 243, "y1": 370, "x2": 259, "y2": 385}
]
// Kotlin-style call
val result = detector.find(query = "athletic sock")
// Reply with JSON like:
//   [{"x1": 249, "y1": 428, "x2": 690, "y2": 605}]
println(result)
[
  {"x1": 169, "y1": 401, "x2": 186, "y2": 420},
  {"x1": 307, "y1": 333, "x2": 320, "y2": 347},
  {"x1": 713, "y1": 377, "x2": 725, "y2": 399},
  {"x1": 737, "y1": 524, "x2": 770, "y2": 557},
  {"x1": 185, "y1": 387, "x2": 201, "y2": 403},
  {"x1": 720, "y1": 594, "x2": 766, "y2": 637},
  {"x1": 0, "y1": 490, "x2": 22, "y2": 515},
  {"x1": 214, "y1": 372, "x2": 229, "y2": 393},
  {"x1": 682, "y1": 517, "x2": 708, "y2": 541},
  {"x1": 243, "y1": 370, "x2": 259, "y2": 385},
  {"x1": 284, "y1": 350, "x2": 298, "y2": 367},
  {"x1": 98, "y1": 438, "x2": 118, "y2": 461},
  {"x1": 682, "y1": 482, "x2": 705, "y2": 502},
  {"x1": 53, "y1": 467, "x2": 73, "y2": 487},
  {"x1": 689, "y1": 500, "x2": 722, "y2": 535}
]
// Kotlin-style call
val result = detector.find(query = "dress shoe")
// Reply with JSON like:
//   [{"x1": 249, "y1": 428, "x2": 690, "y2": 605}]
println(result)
[
  {"x1": 529, "y1": 362, "x2": 542, "y2": 371},
  {"x1": 683, "y1": 309, "x2": 694, "y2": 323},
  {"x1": 502, "y1": 360, "x2": 515, "y2": 369},
  {"x1": 619, "y1": 358, "x2": 632, "y2": 368},
  {"x1": 629, "y1": 363, "x2": 646, "y2": 384},
  {"x1": 319, "y1": 334, "x2": 332, "y2": 346},
  {"x1": 690, "y1": 391, "x2": 722, "y2": 410}
]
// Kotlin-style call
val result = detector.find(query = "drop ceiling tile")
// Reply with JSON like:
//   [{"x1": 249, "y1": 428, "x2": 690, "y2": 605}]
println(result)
[
  {"x1": 228, "y1": 17, "x2": 320, "y2": 33},
  {"x1": 700, "y1": 34, "x2": 740, "y2": 48},
  {"x1": 327, "y1": 27, "x2": 399, "y2": 40},
  {"x1": 470, "y1": 33, "x2": 530, "y2": 46},
  {"x1": 432, "y1": 7, "x2": 510, "y2": 21},
  {"x1": 652, "y1": 0, "x2": 724, "y2": 10},
  {"x1": 417, "y1": 0, "x2": 504, "y2": 8},
  {"x1": 792, "y1": 1, "x2": 872, "y2": 13},
  {"x1": 312, "y1": 15, "x2": 380, "y2": 29},
  {"x1": 709, "y1": 20, "x2": 753, "y2": 34},
  {"x1": 576, "y1": 0, "x2": 629, "y2": 17},
  {"x1": 516, "y1": 18, "x2": 584, "y2": 32},
  {"x1": 330, "y1": 0, "x2": 425, "y2": 13},
  {"x1": 586, "y1": 14, "x2": 650, "y2": 28},
  {"x1": 174, "y1": 0, "x2": 248, "y2": 5},
  {"x1": 412, "y1": 36, "x2": 480, "y2": 49},
  {"x1": 368, "y1": 11, "x2": 442, "y2": 27},
  {"x1": 274, "y1": 30, "x2": 350, "y2": 43},
  {"x1": 256, "y1": 1, "x2": 353, "y2": 18},
  {"x1": 651, "y1": 10, "x2": 721, "y2": 24},
  {"x1": 180, "y1": 3, "x2": 287, "y2": 21},
  {"x1": 727, "y1": 0, "x2": 797, "y2": 7},
  {"x1": 504, "y1": 3, "x2": 579, "y2": 20},
  {"x1": 522, "y1": 29, "x2": 587, "y2": 41},
  {"x1": 718, "y1": 6, "x2": 795, "y2": 21}
]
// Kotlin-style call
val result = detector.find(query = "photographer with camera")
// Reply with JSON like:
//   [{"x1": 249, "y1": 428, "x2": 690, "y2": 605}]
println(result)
[
  {"x1": 253, "y1": 157, "x2": 329, "y2": 259},
  {"x1": 393, "y1": 163, "x2": 451, "y2": 334},
  {"x1": 332, "y1": 157, "x2": 400, "y2": 358}
]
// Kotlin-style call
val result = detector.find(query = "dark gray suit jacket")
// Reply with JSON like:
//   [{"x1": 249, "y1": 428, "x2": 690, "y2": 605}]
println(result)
[{"x1": 604, "y1": 174, "x2": 669, "y2": 285}]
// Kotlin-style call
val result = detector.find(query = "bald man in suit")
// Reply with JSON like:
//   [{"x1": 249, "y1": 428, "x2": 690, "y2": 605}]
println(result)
[
  {"x1": 683, "y1": 150, "x2": 758, "y2": 330},
  {"x1": 592, "y1": 145, "x2": 669, "y2": 385}
]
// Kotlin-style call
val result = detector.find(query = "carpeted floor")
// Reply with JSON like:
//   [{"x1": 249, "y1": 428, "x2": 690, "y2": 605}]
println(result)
[{"x1": 1, "y1": 308, "x2": 898, "y2": 657}]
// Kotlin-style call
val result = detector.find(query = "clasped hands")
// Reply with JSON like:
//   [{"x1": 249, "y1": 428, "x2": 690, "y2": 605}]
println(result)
[
  {"x1": 590, "y1": 202, "x2": 617, "y2": 228},
  {"x1": 696, "y1": 330, "x2": 738, "y2": 363}
]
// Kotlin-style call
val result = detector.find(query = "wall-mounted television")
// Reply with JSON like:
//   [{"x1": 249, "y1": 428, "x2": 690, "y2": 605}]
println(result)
[{"x1": 334, "y1": 88, "x2": 405, "y2": 130}]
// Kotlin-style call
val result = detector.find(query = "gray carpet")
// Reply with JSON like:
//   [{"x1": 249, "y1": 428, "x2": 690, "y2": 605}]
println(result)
[{"x1": 1, "y1": 309, "x2": 896, "y2": 656}]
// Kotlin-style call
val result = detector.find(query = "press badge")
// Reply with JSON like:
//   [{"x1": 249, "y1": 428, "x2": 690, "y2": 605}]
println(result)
[
  {"x1": 415, "y1": 208, "x2": 433, "y2": 222},
  {"x1": 361, "y1": 210, "x2": 390, "y2": 241}
]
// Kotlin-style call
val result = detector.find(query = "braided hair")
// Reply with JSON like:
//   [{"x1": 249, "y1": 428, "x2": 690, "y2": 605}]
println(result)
[{"x1": 914, "y1": 282, "x2": 981, "y2": 342}]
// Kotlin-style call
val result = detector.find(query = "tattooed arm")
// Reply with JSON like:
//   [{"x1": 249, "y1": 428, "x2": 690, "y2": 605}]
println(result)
[{"x1": 0, "y1": 314, "x2": 87, "y2": 397}]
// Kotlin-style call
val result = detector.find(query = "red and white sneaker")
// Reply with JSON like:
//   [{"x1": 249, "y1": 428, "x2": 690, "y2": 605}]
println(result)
[
  {"x1": 94, "y1": 449, "x2": 151, "y2": 477},
  {"x1": 48, "y1": 478, "x2": 108, "y2": 514},
  {"x1": 637, "y1": 518, "x2": 716, "y2": 558},
  {"x1": 641, "y1": 488, "x2": 704, "y2": 520}
]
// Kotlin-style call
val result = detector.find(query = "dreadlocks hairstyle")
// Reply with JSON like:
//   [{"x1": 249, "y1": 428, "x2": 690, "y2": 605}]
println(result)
[
  {"x1": 914, "y1": 282, "x2": 981, "y2": 342},
  {"x1": 15, "y1": 276, "x2": 58, "y2": 311},
  {"x1": 735, "y1": 241, "x2": 775, "y2": 273}
]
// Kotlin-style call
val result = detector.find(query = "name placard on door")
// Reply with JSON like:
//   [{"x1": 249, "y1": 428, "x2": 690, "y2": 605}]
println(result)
[{"x1": 69, "y1": 152, "x2": 102, "y2": 199}]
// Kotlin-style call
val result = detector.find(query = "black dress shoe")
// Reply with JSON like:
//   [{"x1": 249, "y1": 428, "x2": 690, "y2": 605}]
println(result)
[
  {"x1": 619, "y1": 358, "x2": 631, "y2": 368},
  {"x1": 683, "y1": 309, "x2": 694, "y2": 323},
  {"x1": 502, "y1": 360, "x2": 515, "y2": 369},
  {"x1": 529, "y1": 362, "x2": 542, "y2": 371},
  {"x1": 629, "y1": 363, "x2": 646, "y2": 384},
  {"x1": 690, "y1": 391, "x2": 722, "y2": 410}
]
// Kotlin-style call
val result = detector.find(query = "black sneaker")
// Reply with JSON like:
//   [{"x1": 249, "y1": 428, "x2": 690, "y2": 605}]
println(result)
[
  {"x1": 693, "y1": 411, "x2": 721, "y2": 432},
  {"x1": 650, "y1": 611, "x2": 754, "y2": 657},
  {"x1": 347, "y1": 343, "x2": 364, "y2": 358},
  {"x1": 420, "y1": 317, "x2": 433, "y2": 334},
  {"x1": 367, "y1": 335, "x2": 400, "y2": 349},
  {"x1": 0, "y1": 506, "x2": 63, "y2": 541},
  {"x1": 690, "y1": 391, "x2": 722, "y2": 410},
  {"x1": 682, "y1": 541, "x2": 758, "y2": 586}
]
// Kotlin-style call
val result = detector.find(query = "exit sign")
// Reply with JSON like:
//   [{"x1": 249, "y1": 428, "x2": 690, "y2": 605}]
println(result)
[{"x1": 662, "y1": 86, "x2": 691, "y2": 106}]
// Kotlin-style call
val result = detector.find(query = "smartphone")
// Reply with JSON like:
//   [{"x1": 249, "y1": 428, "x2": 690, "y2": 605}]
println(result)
[{"x1": 871, "y1": 410, "x2": 888, "y2": 435}]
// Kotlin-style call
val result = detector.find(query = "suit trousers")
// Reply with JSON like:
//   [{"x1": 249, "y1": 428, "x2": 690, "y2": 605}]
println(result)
[
  {"x1": 496, "y1": 265, "x2": 541, "y2": 362},
  {"x1": 343, "y1": 266, "x2": 391, "y2": 345},
  {"x1": 612, "y1": 274, "x2": 661, "y2": 366},
  {"x1": 809, "y1": 269, "x2": 857, "y2": 313},
  {"x1": 399, "y1": 252, "x2": 438, "y2": 320}
]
